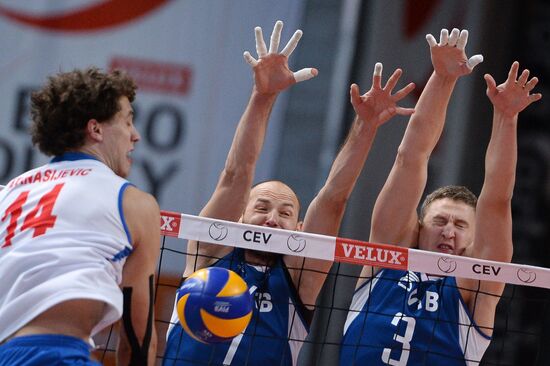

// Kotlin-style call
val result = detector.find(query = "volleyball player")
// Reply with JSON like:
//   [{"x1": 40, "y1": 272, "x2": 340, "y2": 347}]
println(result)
[
  {"x1": 163, "y1": 21, "x2": 415, "y2": 365},
  {"x1": 340, "y1": 29, "x2": 542, "y2": 365},
  {"x1": 0, "y1": 68, "x2": 161, "y2": 365}
]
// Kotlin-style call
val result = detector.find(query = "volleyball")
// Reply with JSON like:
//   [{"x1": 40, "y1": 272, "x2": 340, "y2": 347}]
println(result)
[{"x1": 176, "y1": 267, "x2": 253, "y2": 343}]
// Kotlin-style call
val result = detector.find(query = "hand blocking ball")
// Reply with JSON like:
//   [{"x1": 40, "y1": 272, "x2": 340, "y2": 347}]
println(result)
[{"x1": 176, "y1": 267, "x2": 253, "y2": 343}]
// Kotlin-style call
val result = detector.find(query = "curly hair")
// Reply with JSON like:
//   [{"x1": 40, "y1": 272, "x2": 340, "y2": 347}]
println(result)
[
  {"x1": 30, "y1": 67, "x2": 137, "y2": 156},
  {"x1": 419, "y1": 185, "x2": 477, "y2": 222}
]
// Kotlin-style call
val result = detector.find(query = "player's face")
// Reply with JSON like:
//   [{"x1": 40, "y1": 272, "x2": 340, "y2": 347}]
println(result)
[
  {"x1": 418, "y1": 198, "x2": 475, "y2": 256},
  {"x1": 242, "y1": 181, "x2": 300, "y2": 231},
  {"x1": 102, "y1": 97, "x2": 140, "y2": 178}
]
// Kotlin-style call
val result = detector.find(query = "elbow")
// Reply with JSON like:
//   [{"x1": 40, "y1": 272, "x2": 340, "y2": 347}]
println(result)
[
  {"x1": 317, "y1": 188, "x2": 350, "y2": 214},
  {"x1": 395, "y1": 146, "x2": 429, "y2": 168},
  {"x1": 219, "y1": 162, "x2": 255, "y2": 188}
]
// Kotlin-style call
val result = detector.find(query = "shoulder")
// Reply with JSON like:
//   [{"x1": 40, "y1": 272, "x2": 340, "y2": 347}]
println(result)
[
  {"x1": 123, "y1": 186, "x2": 159, "y2": 214},
  {"x1": 122, "y1": 186, "x2": 160, "y2": 249}
]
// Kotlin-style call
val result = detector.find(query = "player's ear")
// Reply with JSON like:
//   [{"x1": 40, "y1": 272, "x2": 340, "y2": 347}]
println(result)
[
  {"x1": 295, "y1": 221, "x2": 303, "y2": 231},
  {"x1": 87, "y1": 119, "x2": 103, "y2": 142}
]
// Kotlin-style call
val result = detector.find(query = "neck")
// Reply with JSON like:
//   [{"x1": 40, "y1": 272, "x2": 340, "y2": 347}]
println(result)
[{"x1": 244, "y1": 249, "x2": 279, "y2": 266}]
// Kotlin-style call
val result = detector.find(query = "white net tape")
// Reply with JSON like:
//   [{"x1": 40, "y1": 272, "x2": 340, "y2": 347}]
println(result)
[{"x1": 161, "y1": 210, "x2": 550, "y2": 289}]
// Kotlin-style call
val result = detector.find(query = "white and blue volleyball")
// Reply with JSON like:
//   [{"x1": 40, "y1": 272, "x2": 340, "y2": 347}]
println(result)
[{"x1": 176, "y1": 267, "x2": 253, "y2": 343}]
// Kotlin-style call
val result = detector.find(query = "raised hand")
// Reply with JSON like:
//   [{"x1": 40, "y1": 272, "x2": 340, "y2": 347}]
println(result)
[
  {"x1": 243, "y1": 20, "x2": 318, "y2": 95},
  {"x1": 484, "y1": 61, "x2": 542, "y2": 118},
  {"x1": 426, "y1": 28, "x2": 483, "y2": 78},
  {"x1": 351, "y1": 63, "x2": 415, "y2": 126}
]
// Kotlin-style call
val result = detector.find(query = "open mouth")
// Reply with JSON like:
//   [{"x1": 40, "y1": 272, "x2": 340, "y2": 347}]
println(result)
[{"x1": 436, "y1": 243, "x2": 454, "y2": 254}]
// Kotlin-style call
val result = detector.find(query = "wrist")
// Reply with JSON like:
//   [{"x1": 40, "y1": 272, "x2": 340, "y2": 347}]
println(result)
[
  {"x1": 252, "y1": 85, "x2": 279, "y2": 100},
  {"x1": 355, "y1": 115, "x2": 378, "y2": 135},
  {"x1": 493, "y1": 109, "x2": 519, "y2": 125},
  {"x1": 432, "y1": 71, "x2": 459, "y2": 85},
  {"x1": 251, "y1": 87, "x2": 278, "y2": 102}
]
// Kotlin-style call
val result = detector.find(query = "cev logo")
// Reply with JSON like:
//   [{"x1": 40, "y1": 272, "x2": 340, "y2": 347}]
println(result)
[
  {"x1": 517, "y1": 268, "x2": 536, "y2": 284},
  {"x1": 208, "y1": 222, "x2": 228, "y2": 241},
  {"x1": 287, "y1": 234, "x2": 306, "y2": 253}
]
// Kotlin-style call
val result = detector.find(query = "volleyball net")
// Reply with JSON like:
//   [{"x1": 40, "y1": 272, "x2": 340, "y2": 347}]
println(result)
[{"x1": 93, "y1": 210, "x2": 550, "y2": 365}]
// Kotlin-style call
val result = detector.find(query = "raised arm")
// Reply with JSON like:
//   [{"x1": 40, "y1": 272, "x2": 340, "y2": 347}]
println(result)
[
  {"x1": 117, "y1": 186, "x2": 161, "y2": 366},
  {"x1": 185, "y1": 21, "x2": 317, "y2": 275},
  {"x1": 287, "y1": 63, "x2": 415, "y2": 308},
  {"x1": 460, "y1": 62, "x2": 541, "y2": 330},
  {"x1": 370, "y1": 28, "x2": 483, "y2": 246}
]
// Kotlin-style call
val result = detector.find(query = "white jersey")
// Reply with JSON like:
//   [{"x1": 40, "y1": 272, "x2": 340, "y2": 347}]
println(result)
[{"x1": 0, "y1": 153, "x2": 132, "y2": 342}]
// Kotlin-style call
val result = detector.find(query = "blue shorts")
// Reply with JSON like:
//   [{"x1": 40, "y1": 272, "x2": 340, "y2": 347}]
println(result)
[{"x1": 0, "y1": 334, "x2": 101, "y2": 365}]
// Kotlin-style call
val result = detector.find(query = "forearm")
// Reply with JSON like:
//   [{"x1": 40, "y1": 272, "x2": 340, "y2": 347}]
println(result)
[
  {"x1": 480, "y1": 111, "x2": 518, "y2": 203},
  {"x1": 399, "y1": 72, "x2": 457, "y2": 160},
  {"x1": 224, "y1": 89, "x2": 277, "y2": 176},
  {"x1": 199, "y1": 89, "x2": 278, "y2": 220},
  {"x1": 322, "y1": 116, "x2": 377, "y2": 204}
]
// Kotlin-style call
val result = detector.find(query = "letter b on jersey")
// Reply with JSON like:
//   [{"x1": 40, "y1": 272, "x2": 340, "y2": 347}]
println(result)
[{"x1": 255, "y1": 292, "x2": 273, "y2": 312}]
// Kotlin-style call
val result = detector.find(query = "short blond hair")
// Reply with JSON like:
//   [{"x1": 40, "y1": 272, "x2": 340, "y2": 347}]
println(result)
[{"x1": 420, "y1": 185, "x2": 477, "y2": 222}]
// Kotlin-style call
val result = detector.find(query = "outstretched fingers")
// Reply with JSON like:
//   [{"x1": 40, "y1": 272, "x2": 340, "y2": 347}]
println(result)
[
  {"x1": 394, "y1": 106, "x2": 415, "y2": 116},
  {"x1": 426, "y1": 33, "x2": 437, "y2": 47},
  {"x1": 294, "y1": 68, "x2": 318, "y2": 83},
  {"x1": 439, "y1": 28, "x2": 449, "y2": 46},
  {"x1": 373, "y1": 62, "x2": 383, "y2": 89},
  {"x1": 243, "y1": 51, "x2": 258, "y2": 67},
  {"x1": 448, "y1": 28, "x2": 460, "y2": 47},
  {"x1": 392, "y1": 82, "x2": 416, "y2": 101},
  {"x1": 456, "y1": 29, "x2": 469, "y2": 50},
  {"x1": 507, "y1": 61, "x2": 520, "y2": 83},
  {"x1": 484, "y1": 73, "x2": 497, "y2": 98},
  {"x1": 255, "y1": 26, "x2": 268, "y2": 57},
  {"x1": 382, "y1": 67, "x2": 402, "y2": 92},
  {"x1": 466, "y1": 54, "x2": 484, "y2": 70},
  {"x1": 517, "y1": 68, "x2": 530, "y2": 87},
  {"x1": 280, "y1": 30, "x2": 303, "y2": 57},
  {"x1": 268, "y1": 20, "x2": 283, "y2": 54},
  {"x1": 524, "y1": 76, "x2": 539, "y2": 92},
  {"x1": 350, "y1": 83, "x2": 361, "y2": 107},
  {"x1": 529, "y1": 92, "x2": 543, "y2": 104}
]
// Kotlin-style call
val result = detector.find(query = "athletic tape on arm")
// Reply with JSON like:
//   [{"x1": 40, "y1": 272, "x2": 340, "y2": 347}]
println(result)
[{"x1": 160, "y1": 211, "x2": 550, "y2": 289}]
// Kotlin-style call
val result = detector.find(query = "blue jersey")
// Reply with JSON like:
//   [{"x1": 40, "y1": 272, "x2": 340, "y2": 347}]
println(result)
[
  {"x1": 164, "y1": 249, "x2": 310, "y2": 366},
  {"x1": 340, "y1": 269, "x2": 491, "y2": 366}
]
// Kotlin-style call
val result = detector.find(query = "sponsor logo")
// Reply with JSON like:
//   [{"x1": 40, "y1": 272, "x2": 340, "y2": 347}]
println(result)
[
  {"x1": 287, "y1": 234, "x2": 306, "y2": 253},
  {"x1": 0, "y1": 1, "x2": 169, "y2": 32},
  {"x1": 472, "y1": 264, "x2": 501, "y2": 276},
  {"x1": 517, "y1": 268, "x2": 536, "y2": 284},
  {"x1": 110, "y1": 57, "x2": 192, "y2": 96},
  {"x1": 334, "y1": 238, "x2": 408, "y2": 270},
  {"x1": 214, "y1": 301, "x2": 231, "y2": 313},
  {"x1": 209, "y1": 222, "x2": 228, "y2": 241},
  {"x1": 160, "y1": 210, "x2": 181, "y2": 237},
  {"x1": 437, "y1": 257, "x2": 457, "y2": 274}
]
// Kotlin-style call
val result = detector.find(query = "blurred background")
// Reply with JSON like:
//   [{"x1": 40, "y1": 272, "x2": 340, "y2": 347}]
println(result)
[{"x1": 0, "y1": 0, "x2": 548, "y2": 364}]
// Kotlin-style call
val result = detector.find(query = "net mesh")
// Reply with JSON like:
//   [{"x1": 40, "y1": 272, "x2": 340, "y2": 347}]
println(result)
[{"x1": 92, "y1": 221, "x2": 550, "y2": 365}]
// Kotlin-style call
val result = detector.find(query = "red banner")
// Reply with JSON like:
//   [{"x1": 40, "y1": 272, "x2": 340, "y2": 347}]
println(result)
[{"x1": 335, "y1": 238, "x2": 408, "y2": 270}]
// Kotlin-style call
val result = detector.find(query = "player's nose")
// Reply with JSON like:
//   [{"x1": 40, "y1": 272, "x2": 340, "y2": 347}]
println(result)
[{"x1": 264, "y1": 211, "x2": 279, "y2": 227}]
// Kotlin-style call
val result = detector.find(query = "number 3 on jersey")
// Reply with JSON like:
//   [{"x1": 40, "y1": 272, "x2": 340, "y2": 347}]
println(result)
[
  {"x1": 1, "y1": 183, "x2": 65, "y2": 248},
  {"x1": 382, "y1": 312, "x2": 416, "y2": 366}
]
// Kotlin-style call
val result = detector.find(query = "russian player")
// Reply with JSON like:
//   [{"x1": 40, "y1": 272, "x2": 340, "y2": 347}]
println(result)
[
  {"x1": 340, "y1": 29, "x2": 542, "y2": 365},
  {"x1": 163, "y1": 20, "x2": 415, "y2": 365},
  {"x1": 0, "y1": 68, "x2": 161, "y2": 365}
]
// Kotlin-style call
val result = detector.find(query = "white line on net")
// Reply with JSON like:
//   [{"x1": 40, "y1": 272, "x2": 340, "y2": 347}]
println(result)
[{"x1": 161, "y1": 210, "x2": 548, "y2": 289}]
